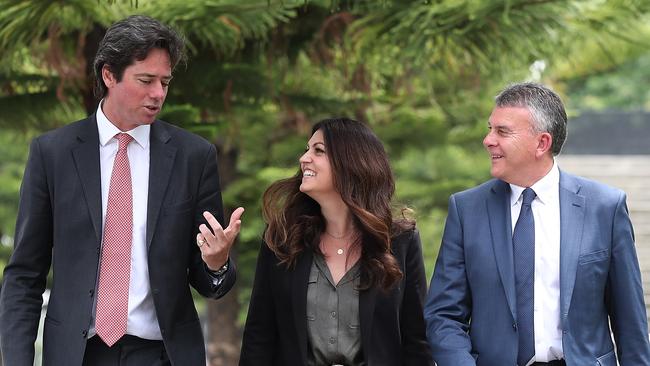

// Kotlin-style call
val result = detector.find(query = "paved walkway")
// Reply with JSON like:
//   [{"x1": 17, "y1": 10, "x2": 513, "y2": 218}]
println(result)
[{"x1": 558, "y1": 155, "x2": 650, "y2": 326}]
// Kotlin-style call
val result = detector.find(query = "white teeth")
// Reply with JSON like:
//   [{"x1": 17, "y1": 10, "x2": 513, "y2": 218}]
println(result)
[{"x1": 303, "y1": 170, "x2": 315, "y2": 177}]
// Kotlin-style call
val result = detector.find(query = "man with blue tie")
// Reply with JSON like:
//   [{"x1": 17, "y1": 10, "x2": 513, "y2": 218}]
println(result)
[{"x1": 425, "y1": 82, "x2": 650, "y2": 365}]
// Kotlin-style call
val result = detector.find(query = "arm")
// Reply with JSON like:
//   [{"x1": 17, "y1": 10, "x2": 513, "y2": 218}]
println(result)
[
  {"x1": 424, "y1": 195, "x2": 476, "y2": 366},
  {"x1": 239, "y1": 244, "x2": 277, "y2": 366},
  {"x1": 0, "y1": 138, "x2": 53, "y2": 366},
  {"x1": 400, "y1": 230, "x2": 435, "y2": 365},
  {"x1": 188, "y1": 144, "x2": 236, "y2": 299},
  {"x1": 606, "y1": 192, "x2": 650, "y2": 364}
]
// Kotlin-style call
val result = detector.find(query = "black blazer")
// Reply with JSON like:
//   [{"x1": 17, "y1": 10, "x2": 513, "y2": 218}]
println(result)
[
  {"x1": 0, "y1": 115, "x2": 235, "y2": 366},
  {"x1": 240, "y1": 229, "x2": 433, "y2": 366}
]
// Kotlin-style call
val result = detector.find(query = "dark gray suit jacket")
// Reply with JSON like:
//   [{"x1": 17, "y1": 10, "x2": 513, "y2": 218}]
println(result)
[{"x1": 0, "y1": 115, "x2": 235, "y2": 366}]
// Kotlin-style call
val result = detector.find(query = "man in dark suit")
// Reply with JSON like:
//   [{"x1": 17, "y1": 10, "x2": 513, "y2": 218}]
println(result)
[
  {"x1": 425, "y1": 82, "x2": 650, "y2": 365},
  {"x1": 0, "y1": 15, "x2": 244, "y2": 366}
]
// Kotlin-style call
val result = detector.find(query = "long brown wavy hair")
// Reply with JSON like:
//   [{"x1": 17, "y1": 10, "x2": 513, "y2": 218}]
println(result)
[{"x1": 262, "y1": 117, "x2": 412, "y2": 291}]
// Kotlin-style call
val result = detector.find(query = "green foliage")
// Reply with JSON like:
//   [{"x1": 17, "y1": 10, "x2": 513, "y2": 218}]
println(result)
[
  {"x1": 0, "y1": 131, "x2": 32, "y2": 283},
  {"x1": 565, "y1": 51, "x2": 650, "y2": 111},
  {"x1": 1, "y1": 0, "x2": 650, "y2": 357}
]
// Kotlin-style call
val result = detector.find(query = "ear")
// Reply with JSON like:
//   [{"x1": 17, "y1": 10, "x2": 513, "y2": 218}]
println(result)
[
  {"x1": 101, "y1": 65, "x2": 116, "y2": 89},
  {"x1": 536, "y1": 132, "x2": 553, "y2": 157}
]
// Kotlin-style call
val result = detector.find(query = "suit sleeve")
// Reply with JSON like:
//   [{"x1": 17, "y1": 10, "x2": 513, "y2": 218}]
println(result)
[
  {"x1": 606, "y1": 192, "x2": 650, "y2": 364},
  {"x1": 0, "y1": 138, "x2": 53, "y2": 366},
  {"x1": 239, "y1": 243, "x2": 277, "y2": 365},
  {"x1": 188, "y1": 143, "x2": 235, "y2": 299},
  {"x1": 400, "y1": 230, "x2": 435, "y2": 365},
  {"x1": 424, "y1": 194, "x2": 476, "y2": 366}
]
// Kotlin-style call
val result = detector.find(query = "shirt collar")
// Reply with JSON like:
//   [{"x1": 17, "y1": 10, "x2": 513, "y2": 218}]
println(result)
[
  {"x1": 96, "y1": 100, "x2": 150, "y2": 149},
  {"x1": 509, "y1": 159, "x2": 559, "y2": 207}
]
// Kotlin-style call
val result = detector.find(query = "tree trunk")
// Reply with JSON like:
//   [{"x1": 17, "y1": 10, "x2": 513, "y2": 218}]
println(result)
[
  {"x1": 207, "y1": 145, "x2": 241, "y2": 366},
  {"x1": 82, "y1": 24, "x2": 106, "y2": 115}
]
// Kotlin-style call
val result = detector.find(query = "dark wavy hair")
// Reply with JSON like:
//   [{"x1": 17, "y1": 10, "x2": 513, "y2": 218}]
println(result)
[
  {"x1": 262, "y1": 117, "x2": 412, "y2": 291},
  {"x1": 93, "y1": 15, "x2": 186, "y2": 99}
]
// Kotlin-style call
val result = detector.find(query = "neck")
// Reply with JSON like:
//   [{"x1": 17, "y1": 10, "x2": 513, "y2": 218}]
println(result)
[
  {"x1": 521, "y1": 157, "x2": 554, "y2": 187},
  {"x1": 319, "y1": 195, "x2": 355, "y2": 238}
]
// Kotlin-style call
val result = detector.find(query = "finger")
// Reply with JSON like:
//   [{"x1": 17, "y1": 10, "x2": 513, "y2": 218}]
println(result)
[
  {"x1": 198, "y1": 224, "x2": 217, "y2": 248},
  {"x1": 227, "y1": 207, "x2": 245, "y2": 228},
  {"x1": 224, "y1": 207, "x2": 245, "y2": 239},
  {"x1": 203, "y1": 211, "x2": 224, "y2": 234},
  {"x1": 202, "y1": 221, "x2": 228, "y2": 246},
  {"x1": 196, "y1": 233, "x2": 208, "y2": 251},
  {"x1": 224, "y1": 217, "x2": 242, "y2": 240}
]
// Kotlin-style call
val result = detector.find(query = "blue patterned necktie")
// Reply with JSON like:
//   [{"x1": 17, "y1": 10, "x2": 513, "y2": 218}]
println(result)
[{"x1": 514, "y1": 187, "x2": 536, "y2": 366}]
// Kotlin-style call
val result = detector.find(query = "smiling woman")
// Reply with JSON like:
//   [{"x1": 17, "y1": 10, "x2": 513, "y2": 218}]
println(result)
[{"x1": 240, "y1": 117, "x2": 433, "y2": 366}]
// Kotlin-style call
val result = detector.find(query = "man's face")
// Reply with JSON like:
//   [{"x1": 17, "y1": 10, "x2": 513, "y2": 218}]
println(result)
[
  {"x1": 483, "y1": 106, "x2": 548, "y2": 187},
  {"x1": 101, "y1": 48, "x2": 172, "y2": 131}
]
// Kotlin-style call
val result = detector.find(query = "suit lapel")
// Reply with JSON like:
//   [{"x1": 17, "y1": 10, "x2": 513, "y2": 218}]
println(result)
[
  {"x1": 487, "y1": 180, "x2": 517, "y2": 319},
  {"x1": 292, "y1": 249, "x2": 312, "y2": 364},
  {"x1": 71, "y1": 116, "x2": 103, "y2": 242},
  {"x1": 558, "y1": 171, "x2": 585, "y2": 318},
  {"x1": 146, "y1": 121, "x2": 177, "y2": 249}
]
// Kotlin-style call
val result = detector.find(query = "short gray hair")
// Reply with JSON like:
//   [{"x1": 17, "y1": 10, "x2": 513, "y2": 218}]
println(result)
[{"x1": 495, "y1": 82, "x2": 567, "y2": 155}]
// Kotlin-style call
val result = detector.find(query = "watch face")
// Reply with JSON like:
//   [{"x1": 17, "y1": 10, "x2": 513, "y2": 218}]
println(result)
[{"x1": 215, "y1": 262, "x2": 228, "y2": 275}]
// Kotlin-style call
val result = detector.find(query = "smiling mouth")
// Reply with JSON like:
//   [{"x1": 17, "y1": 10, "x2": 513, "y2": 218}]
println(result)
[{"x1": 303, "y1": 169, "x2": 315, "y2": 177}]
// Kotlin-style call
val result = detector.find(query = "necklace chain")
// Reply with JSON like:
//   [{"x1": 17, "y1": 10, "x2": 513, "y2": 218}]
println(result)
[
  {"x1": 324, "y1": 230, "x2": 350, "y2": 240},
  {"x1": 323, "y1": 230, "x2": 355, "y2": 255}
]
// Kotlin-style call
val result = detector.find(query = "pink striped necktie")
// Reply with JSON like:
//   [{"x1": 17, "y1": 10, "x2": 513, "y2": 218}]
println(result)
[{"x1": 95, "y1": 132, "x2": 134, "y2": 346}]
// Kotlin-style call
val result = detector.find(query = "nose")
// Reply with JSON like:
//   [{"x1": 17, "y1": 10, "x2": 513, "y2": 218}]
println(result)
[
  {"x1": 150, "y1": 81, "x2": 167, "y2": 100},
  {"x1": 299, "y1": 150, "x2": 311, "y2": 164},
  {"x1": 483, "y1": 130, "x2": 495, "y2": 148}
]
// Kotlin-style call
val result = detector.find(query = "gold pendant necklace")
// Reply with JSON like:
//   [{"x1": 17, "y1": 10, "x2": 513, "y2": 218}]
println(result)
[{"x1": 323, "y1": 229, "x2": 354, "y2": 256}]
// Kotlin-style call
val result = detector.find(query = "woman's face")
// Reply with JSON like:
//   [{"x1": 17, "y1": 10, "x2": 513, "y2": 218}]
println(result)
[{"x1": 299, "y1": 129, "x2": 335, "y2": 200}]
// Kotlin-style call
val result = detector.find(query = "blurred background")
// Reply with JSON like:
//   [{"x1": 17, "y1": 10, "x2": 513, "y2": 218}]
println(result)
[{"x1": 0, "y1": 0, "x2": 649, "y2": 365}]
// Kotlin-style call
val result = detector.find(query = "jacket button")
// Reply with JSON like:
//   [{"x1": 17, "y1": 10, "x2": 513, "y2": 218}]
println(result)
[
  {"x1": 82, "y1": 330, "x2": 88, "y2": 337},
  {"x1": 89, "y1": 289, "x2": 94, "y2": 297},
  {"x1": 512, "y1": 323, "x2": 517, "y2": 330}
]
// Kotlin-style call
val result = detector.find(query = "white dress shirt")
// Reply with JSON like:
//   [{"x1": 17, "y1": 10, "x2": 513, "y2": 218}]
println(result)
[
  {"x1": 509, "y1": 160, "x2": 563, "y2": 364},
  {"x1": 91, "y1": 102, "x2": 162, "y2": 340}
]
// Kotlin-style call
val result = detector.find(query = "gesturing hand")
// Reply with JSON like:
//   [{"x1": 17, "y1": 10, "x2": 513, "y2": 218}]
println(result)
[{"x1": 196, "y1": 207, "x2": 244, "y2": 271}]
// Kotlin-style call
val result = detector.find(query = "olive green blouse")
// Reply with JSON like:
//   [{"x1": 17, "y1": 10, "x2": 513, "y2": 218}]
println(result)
[{"x1": 306, "y1": 254, "x2": 365, "y2": 366}]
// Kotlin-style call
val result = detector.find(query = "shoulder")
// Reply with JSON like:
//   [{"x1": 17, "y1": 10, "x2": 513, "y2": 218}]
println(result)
[
  {"x1": 35, "y1": 116, "x2": 93, "y2": 144},
  {"x1": 26, "y1": 116, "x2": 97, "y2": 159},
  {"x1": 391, "y1": 227, "x2": 422, "y2": 256},
  {"x1": 152, "y1": 119, "x2": 214, "y2": 152},
  {"x1": 453, "y1": 178, "x2": 501, "y2": 200},
  {"x1": 560, "y1": 170, "x2": 625, "y2": 203}
]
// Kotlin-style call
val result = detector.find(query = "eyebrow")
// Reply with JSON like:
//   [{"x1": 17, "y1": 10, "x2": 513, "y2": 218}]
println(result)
[
  {"x1": 488, "y1": 121, "x2": 512, "y2": 130},
  {"x1": 135, "y1": 73, "x2": 173, "y2": 81}
]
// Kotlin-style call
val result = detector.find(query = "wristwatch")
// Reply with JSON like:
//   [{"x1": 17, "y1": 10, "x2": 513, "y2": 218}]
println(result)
[{"x1": 212, "y1": 260, "x2": 229, "y2": 276}]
